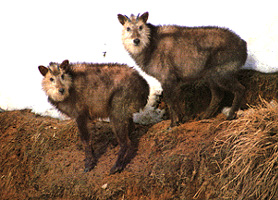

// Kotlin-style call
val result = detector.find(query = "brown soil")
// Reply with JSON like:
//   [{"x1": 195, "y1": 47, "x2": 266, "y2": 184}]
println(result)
[
  {"x1": 1, "y1": 70, "x2": 278, "y2": 199},
  {"x1": 0, "y1": 109, "x2": 226, "y2": 199}
]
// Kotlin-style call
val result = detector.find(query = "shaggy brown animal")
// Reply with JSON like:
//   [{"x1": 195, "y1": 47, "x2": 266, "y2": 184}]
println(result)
[
  {"x1": 118, "y1": 12, "x2": 248, "y2": 127},
  {"x1": 38, "y1": 60, "x2": 149, "y2": 174}
]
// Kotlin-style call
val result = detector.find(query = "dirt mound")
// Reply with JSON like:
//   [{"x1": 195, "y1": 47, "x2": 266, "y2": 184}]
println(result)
[
  {"x1": 0, "y1": 108, "x2": 219, "y2": 199},
  {"x1": 1, "y1": 99, "x2": 278, "y2": 199},
  {"x1": 1, "y1": 70, "x2": 278, "y2": 199}
]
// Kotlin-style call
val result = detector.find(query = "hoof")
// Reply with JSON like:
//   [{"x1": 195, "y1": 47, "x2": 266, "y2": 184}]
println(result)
[
  {"x1": 226, "y1": 114, "x2": 236, "y2": 120},
  {"x1": 84, "y1": 161, "x2": 96, "y2": 173},
  {"x1": 84, "y1": 165, "x2": 95, "y2": 173},
  {"x1": 170, "y1": 121, "x2": 180, "y2": 128},
  {"x1": 109, "y1": 165, "x2": 123, "y2": 175},
  {"x1": 199, "y1": 113, "x2": 212, "y2": 120},
  {"x1": 84, "y1": 167, "x2": 91, "y2": 173}
]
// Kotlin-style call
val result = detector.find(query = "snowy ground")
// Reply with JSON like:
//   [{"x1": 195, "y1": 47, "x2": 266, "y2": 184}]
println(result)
[{"x1": 0, "y1": 0, "x2": 277, "y2": 124}]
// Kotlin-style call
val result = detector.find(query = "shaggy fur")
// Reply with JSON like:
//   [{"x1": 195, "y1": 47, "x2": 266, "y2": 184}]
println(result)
[
  {"x1": 118, "y1": 12, "x2": 248, "y2": 126},
  {"x1": 39, "y1": 60, "x2": 149, "y2": 174}
]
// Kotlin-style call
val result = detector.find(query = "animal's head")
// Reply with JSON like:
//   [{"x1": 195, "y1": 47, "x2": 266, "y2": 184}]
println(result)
[
  {"x1": 118, "y1": 12, "x2": 150, "y2": 54},
  {"x1": 38, "y1": 59, "x2": 72, "y2": 102}
]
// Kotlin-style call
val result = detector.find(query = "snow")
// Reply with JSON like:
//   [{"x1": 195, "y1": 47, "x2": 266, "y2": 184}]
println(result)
[{"x1": 0, "y1": 0, "x2": 277, "y2": 124}]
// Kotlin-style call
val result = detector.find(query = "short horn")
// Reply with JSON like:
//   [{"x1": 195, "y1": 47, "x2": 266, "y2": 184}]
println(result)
[
  {"x1": 48, "y1": 62, "x2": 55, "y2": 73},
  {"x1": 136, "y1": 13, "x2": 140, "y2": 21},
  {"x1": 124, "y1": 15, "x2": 131, "y2": 22},
  {"x1": 48, "y1": 66, "x2": 53, "y2": 73}
]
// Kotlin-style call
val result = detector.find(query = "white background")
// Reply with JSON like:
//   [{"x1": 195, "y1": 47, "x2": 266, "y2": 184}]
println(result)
[{"x1": 0, "y1": 0, "x2": 277, "y2": 116}]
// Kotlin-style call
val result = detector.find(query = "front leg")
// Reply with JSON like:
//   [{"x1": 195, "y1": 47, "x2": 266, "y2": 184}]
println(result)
[
  {"x1": 76, "y1": 115, "x2": 97, "y2": 172},
  {"x1": 168, "y1": 105, "x2": 182, "y2": 127},
  {"x1": 163, "y1": 82, "x2": 184, "y2": 127}
]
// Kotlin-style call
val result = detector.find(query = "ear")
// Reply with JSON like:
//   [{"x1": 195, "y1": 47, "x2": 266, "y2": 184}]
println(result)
[
  {"x1": 38, "y1": 65, "x2": 48, "y2": 76},
  {"x1": 118, "y1": 14, "x2": 128, "y2": 25},
  {"x1": 60, "y1": 59, "x2": 70, "y2": 71},
  {"x1": 140, "y1": 12, "x2": 149, "y2": 23}
]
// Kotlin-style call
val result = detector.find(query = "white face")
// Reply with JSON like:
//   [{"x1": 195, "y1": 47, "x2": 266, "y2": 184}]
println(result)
[
  {"x1": 41, "y1": 64, "x2": 72, "y2": 102},
  {"x1": 121, "y1": 16, "x2": 150, "y2": 55}
]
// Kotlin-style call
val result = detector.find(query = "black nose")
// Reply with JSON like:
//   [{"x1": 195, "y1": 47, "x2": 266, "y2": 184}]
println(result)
[
  {"x1": 133, "y1": 38, "x2": 140, "y2": 45},
  {"x1": 59, "y1": 88, "x2": 65, "y2": 94}
]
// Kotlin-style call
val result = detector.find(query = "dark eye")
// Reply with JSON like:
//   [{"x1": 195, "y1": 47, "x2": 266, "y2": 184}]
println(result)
[
  {"x1": 127, "y1": 27, "x2": 131, "y2": 32},
  {"x1": 61, "y1": 74, "x2": 64, "y2": 80},
  {"x1": 139, "y1": 26, "x2": 143, "y2": 31},
  {"x1": 50, "y1": 77, "x2": 54, "y2": 82}
]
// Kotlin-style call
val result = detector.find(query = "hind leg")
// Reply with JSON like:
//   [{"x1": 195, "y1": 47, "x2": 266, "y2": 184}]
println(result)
[
  {"x1": 201, "y1": 80, "x2": 224, "y2": 119},
  {"x1": 226, "y1": 79, "x2": 245, "y2": 120},
  {"x1": 215, "y1": 75, "x2": 245, "y2": 120},
  {"x1": 109, "y1": 116, "x2": 134, "y2": 174}
]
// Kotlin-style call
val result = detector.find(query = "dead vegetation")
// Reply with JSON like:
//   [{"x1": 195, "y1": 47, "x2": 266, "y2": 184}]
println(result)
[
  {"x1": 0, "y1": 110, "x2": 79, "y2": 199},
  {"x1": 214, "y1": 99, "x2": 278, "y2": 199},
  {"x1": 1, "y1": 70, "x2": 278, "y2": 199}
]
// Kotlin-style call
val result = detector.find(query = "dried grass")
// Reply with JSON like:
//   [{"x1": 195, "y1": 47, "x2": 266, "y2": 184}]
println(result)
[
  {"x1": 215, "y1": 99, "x2": 278, "y2": 199},
  {"x1": 2, "y1": 94, "x2": 278, "y2": 199},
  {"x1": 0, "y1": 110, "x2": 79, "y2": 199}
]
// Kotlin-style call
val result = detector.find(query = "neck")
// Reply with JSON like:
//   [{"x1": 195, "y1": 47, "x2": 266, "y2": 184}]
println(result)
[{"x1": 130, "y1": 49, "x2": 149, "y2": 69}]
